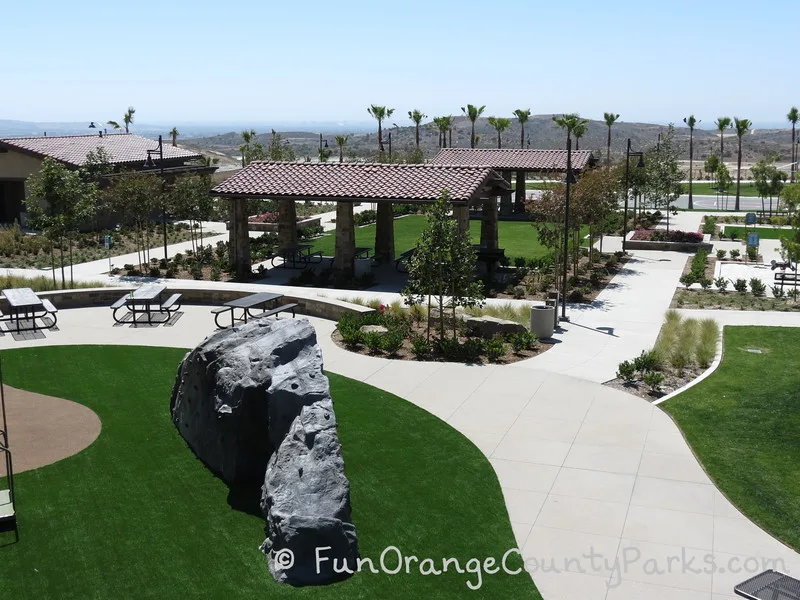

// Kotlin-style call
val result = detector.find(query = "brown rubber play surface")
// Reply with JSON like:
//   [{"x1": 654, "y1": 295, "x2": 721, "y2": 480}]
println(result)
[{"x1": 0, "y1": 385, "x2": 101, "y2": 475}]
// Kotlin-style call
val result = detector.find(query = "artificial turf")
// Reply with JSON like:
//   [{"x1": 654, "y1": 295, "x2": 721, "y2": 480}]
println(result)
[
  {"x1": 661, "y1": 326, "x2": 800, "y2": 552},
  {"x1": 722, "y1": 226, "x2": 793, "y2": 241},
  {"x1": 0, "y1": 345, "x2": 539, "y2": 599},
  {"x1": 308, "y1": 214, "x2": 577, "y2": 262},
  {"x1": 687, "y1": 182, "x2": 761, "y2": 197}
]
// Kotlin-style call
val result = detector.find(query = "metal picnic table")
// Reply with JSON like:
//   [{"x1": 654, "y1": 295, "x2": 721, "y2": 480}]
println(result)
[
  {"x1": 127, "y1": 284, "x2": 166, "y2": 326},
  {"x1": 736, "y1": 570, "x2": 800, "y2": 599},
  {"x1": 2, "y1": 288, "x2": 57, "y2": 333},
  {"x1": 270, "y1": 245, "x2": 323, "y2": 269},
  {"x1": 212, "y1": 292, "x2": 283, "y2": 329}
]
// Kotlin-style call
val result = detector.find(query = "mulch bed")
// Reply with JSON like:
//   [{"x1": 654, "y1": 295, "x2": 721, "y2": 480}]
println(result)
[
  {"x1": 604, "y1": 366, "x2": 705, "y2": 402},
  {"x1": 331, "y1": 320, "x2": 554, "y2": 365}
]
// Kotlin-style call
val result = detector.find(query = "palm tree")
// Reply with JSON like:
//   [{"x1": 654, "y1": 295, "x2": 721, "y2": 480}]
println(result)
[
  {"x1": 603, "y1": 112, "x2": 619, "y2": 165},
  {"x1": 733, "y1": 117, "x2": 752, "y2": 211},
  {"x1": 788, "y1": 107, "x2": 799, "y2": 183},
  {"x1": 513, "y1": 109, "x2": 531, "y2": 148},
  {"x1": 169, "y1": 127, "x2": 179, "y2": 147},
  {"x1": 239, "y1": 129, "x2": 256, "y2": 167},
  {"x1": 461, "y1": 104, "x2": 486, "y2": 148},
  {"x1": 552, "y1": 113, "x2": 587, "y2": 145},
  {"x1": 433, "y1": 116, "x2": 454, "y2": 148},
  {"x1": 123, "y1": 107, "x2": 135, "y2": 133},
  {"x1": 572, "y1": 121, "x2": 587, "y2": 150},
  {"x1": 107, "y1": 120, "x2": 122, "y2": 130},
  {"x1": 408, "y1": 109, "x2": 426, "y2": 150},
  {"x1": 715, "y1": 117, "x2": 732, "y2": 161},
  {"x1": 334, "y1": 135, "x2": 348, "y2": 163},
  {"x1": 487, "y1": 117, "x2": 511, "y2": 149},
  {"x1": 367, "y1": 105, "x2": 394, "y2": 153},
  {"x1": 683, "y1": 115, "x2": 699, "y2": 209}
]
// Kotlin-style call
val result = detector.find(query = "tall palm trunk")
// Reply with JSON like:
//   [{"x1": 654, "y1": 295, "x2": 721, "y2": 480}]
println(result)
[
  {"x1": 470, "y1": 123, "x2": 476, "y2": 149},
  {"x1": 377, "y1": 121, "x2": 383, "y2": 153},
  {"x1": 496, "y1": 131, "x2": 501, "y2": 149},
  {"x1": 793, "y1": 124, "x2": 797, "y2": 183},
  {"x1": 606, "y1": 126, "x2": 612, "y2": 166},
  {"x1": 735, "y1": 137, "x2": 743, "y2": 212},
  {"x1": 688, "y1": 129, "x2": 694, "y2": 210},
  {"x1": 415, "y1": 124, "x2": 420, "y2": 150},
  {"x1": 520, "y1": 123, "x2": 525, "y2": 149}
]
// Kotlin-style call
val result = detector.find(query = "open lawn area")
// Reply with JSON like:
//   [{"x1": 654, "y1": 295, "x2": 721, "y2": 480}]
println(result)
[
  {"x1": 721, "y1": 226, "x2": 793, "y2": 240},
  {"x1": 662, "y1": 326, "x2": 800, "y2": 552},
  {"x1": 309, "y1": 215, "x2": 582, "y2": 262},
  {"x1": 0, "y1": 345, "x2": 538, "y2": 599},
  {"x1": 685, "y1": 182, "x2": 762, "y2": 197}
]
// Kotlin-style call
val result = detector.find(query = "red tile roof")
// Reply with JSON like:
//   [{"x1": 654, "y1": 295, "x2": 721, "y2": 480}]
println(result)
[
  {"x1": 0, "y1": 133, "x2": 201, "y2": 168},
  {"x1": 431, "y1": 148, "x2": 595, "y2": 172},
  {"x1": 212, "y1": 162, "x2": 508, "y2": 202}
]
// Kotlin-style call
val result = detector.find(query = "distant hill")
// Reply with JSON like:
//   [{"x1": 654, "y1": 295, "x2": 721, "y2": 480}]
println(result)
[{"x1": 184, "y1": 115, "x2": 796, "y2": 166}]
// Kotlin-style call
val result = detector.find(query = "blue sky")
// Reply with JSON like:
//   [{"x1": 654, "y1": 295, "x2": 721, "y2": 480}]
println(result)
[{"x1": 5, "y1": 0, "x2": 799, "y2": 128}]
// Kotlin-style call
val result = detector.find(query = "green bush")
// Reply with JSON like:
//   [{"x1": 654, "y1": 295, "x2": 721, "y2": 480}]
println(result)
[
  {"x1": 643, "y1": 371, "x2": 665, "y2": 392},
  {"x1": 771, "y1": 285, "x2": 786, "y2": 299},
  {"x1": 716, "y1": 249, "x2": 727, "y2": 260},
  {"x1": 714, "y1": 276, "x2": 729, "y2": 292},
  {"x1": 589, "y1": 272, "x2": 602, "y2": 287},
  {"x1": 340, "y1": 329, "x2": 363, "y2": 348},
  {"x1": 732, "y1": 278, "x2": 748, "y2": 293},
  {"x1": 616, "y1": 360, "x2": 637, "y2": 383},
  {"x1": 462, "y1": 338, "x2": 485, "y2": 362},
  {"x1": 730, "y1": 248, "x2": 741, "y2": 260},
  {"x1": 749, "y1": 278, "x2": 766, "y2": 297},
  {"x1": 747, "y1": 245, "x2": 758, "y2": 261},
  {"x1": 512, "y1": 285, "x2": 526, "y2": 299},
  {"x1": 679, "y1": 273, "x2": 696, "y2": 288},
  {"x1": 364, "y1": 332, "x2": 383, "y2": 354},
  {"x1": 510, "y1": 331, "x2": 536, "y2": 353},
  {"x1": 410, "y1": 336, "x2": 430, "y2": 360},
  {"x1": 633, "y1": 349, "x2": 661, "y2": 373},
  {"x1": 702, "y1": 216, "x2": 717, "y2": 235},
  {"x1": 381, "y1": 332, "x2": 404, "y2": 356},
  {"x1": 699, "y1": 277, "x2": 712, "y2": 290},
  {"x1": 485, "y1": 339, "x2": 506, "y2": 362},
  {"x1": 567, "y1": 288, "x2": 584, "y2": 302}
]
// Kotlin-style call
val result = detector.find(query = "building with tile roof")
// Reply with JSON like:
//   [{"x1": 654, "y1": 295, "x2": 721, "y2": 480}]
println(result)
[{"x1": 0, "y1": 133, "x2": 210, "y2": 224}]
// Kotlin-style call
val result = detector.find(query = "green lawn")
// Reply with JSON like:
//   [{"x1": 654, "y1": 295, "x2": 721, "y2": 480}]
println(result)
[
  {"x1": 310, "y1": 214, "x2": 579, "y2": 262},
  {"x1": 661, "y1": 326, "x2": 800, "y2": 552},
  {"x1": 686, "y1": 182, "x2": 762, "y2": 197},
  {"x1": 722, "y1": 226, "x2": 793, "y2": 240},
  {"x1": 0, "y1": 345, "x2": 539, "y2": 599}
]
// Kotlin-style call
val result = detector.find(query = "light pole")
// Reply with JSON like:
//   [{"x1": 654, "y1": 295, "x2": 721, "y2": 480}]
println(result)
[
  {"x1": 144, "y1": 135, "x2": 168, "y2": 262},
  {"x1": 622, "y1": 138, "x2": 645, "y2": 252},
  {"x1": 561, "y1": 136, "x2": 577, "y2": 322}
]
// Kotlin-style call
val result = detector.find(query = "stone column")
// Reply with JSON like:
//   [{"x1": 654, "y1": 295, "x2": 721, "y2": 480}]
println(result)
[
  {"x1": 231, "y1": 199, "x2": 251, "y2": 279},
  {"x1": 374, "y1": 200, "x2": 395, "y2": 262},
  {"x1": 333, "y1": 201, "x2": 355, "y2": 279},
  {"x1": 499, "y1": 172, "x2": 513, "y2": 216},
  {"x1": 277, "y1": 199, "x2": 298, "y2": 249},
  {"x1": 514, "y1": 170, "x2": 526, "y2": 213},
  {"x1": 453, "y1": 204, "x2": 470, "y2": 235},
  {"x1": 480, "y1": 198, "x2": 498, "y2": 249}
]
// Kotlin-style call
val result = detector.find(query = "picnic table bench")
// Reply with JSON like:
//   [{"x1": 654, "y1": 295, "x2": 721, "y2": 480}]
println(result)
[
  {"x1": 211, "y1": 292, "x2": 298, "y2": 329},
  {"x1": 735, "y1": 569, "x2": 800, "y2": 599},
  {"x1": 111, "y1": 285, "x2": 181, "y2": 326},
  {"x1": 395, "y1": 248, "x2": 416, "y2": 273},
  {"x1": 270, "y1": 245, "x2": 324, "y2": 269},
  {"x1": 1, "y1": 287, "x2": 58, "y2": 332}
]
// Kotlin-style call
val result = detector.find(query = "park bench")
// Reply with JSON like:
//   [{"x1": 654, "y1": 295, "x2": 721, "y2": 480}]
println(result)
[
  {"x1": 252, "y1": 303, "x2": 298, "y2": 320},
  {"x1": 395, "y1": 248, "x2": 416, "y2": 273}
]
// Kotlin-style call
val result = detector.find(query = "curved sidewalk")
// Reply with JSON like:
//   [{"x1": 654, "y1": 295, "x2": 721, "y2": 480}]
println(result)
[{"x1": 0, "y1": 304, "x2": 797, "y2": 599}]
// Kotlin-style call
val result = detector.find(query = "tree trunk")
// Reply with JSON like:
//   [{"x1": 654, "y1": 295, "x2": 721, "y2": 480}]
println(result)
[
  {"x1": 339, "y1": 146, "x2": 343, "y2": 163},
  {"x1": 688, "y1": 130, "x2": 694, "y2": 210},
  {"x1": 59, "y1": 236, "x2": 65, "y2": 288},
  {"x1": 50, "y1": 239, "x2": 56, "y2": 286},
  {"x1": 497, "y1": 130, "x2": 501, "y2": 149},
  {"x1": 415, "y1": 124, "x2": 420, "y2": 150},
  {"x1": 735, "y1": 138, "x2": 743, "y2": 212},
  {"x1": 606, "y1": 126, "x2": 612, "y2": 166},
  {"x1": 378, "y1": 121, "x2": 383, "y2": 153},
  {"x1": 69, "y1": 236, "x2": 74, "y2": 288},
  {"x1": 471, "y1": 122, "x2": 475, "y2": 149}
]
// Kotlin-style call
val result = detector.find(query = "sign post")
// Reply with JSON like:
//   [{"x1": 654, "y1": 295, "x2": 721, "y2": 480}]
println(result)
[{"x1": 104, "y1": 235, "x2": 112, "y2": 274}]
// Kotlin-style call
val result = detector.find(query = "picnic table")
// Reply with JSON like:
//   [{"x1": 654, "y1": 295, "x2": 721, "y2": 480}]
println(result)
[
  {"x1": 211, "y1": 292, "x2": 298, "y2": 329},
  {"x1": 111, "y1": 285, "x2": 182, "y2": 326},
  {"x1": 736, "y1": 569, "x2": 800, "y2": 599},
  {"x1": 1, "y1": 288, "x2": 58, "y2": 332},
  {"x1": 270, "y1": 245, "x2": 324, "y2": 269}
]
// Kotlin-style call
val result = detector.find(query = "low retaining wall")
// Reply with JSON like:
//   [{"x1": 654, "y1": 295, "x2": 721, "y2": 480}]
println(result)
[
  {"x1": 625, "y1": 240, "x2": 714, "y2": 253},
  {"x1": 226, "y1": 217, "x2": 322, "y2": 232},
  {"x1": 11, "y1": 287, "x2": 371, "y2": 321}
]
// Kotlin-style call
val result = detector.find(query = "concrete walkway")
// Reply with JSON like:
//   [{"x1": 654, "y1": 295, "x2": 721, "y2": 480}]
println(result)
[{"x1": 1, "y1": 303, "x2": 797, "y2": 600}]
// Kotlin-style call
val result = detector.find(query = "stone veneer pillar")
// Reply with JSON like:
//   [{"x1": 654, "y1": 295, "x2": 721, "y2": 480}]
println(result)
[
  {"x1": 277, "y1": 199, "x2": 298, "y2": 249},
  {"x1": 499, "y1": 172, "x2": 514, "y2": 216},
  {"x1": 231, "y1": 199, "x2": 251, "y2": 279},
  {"x1": 333, "y1": 202, "x2": 355, "y2": 279},
  {"x1": 480, "y1": 198, "x2": 498, "y2": 249},
  {"x1": 374, "y1": 201, "x2": 395, "y2": 263}
]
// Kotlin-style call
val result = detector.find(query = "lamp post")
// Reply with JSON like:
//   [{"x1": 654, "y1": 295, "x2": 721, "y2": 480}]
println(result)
[
  {"x1": 622, "y1": 138, "x2": 645, "y2": 252},
  {"x1": 561, "y1": 136, "x2": 577, "y2": 322},
  {"x1": 144, "y1": 135, "x2": 168, "y2": 262}
]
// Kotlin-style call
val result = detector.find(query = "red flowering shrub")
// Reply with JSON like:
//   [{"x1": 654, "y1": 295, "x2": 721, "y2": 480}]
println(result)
[{"x1": 631, "y1": 229, "x2": 703, "y2": 243}]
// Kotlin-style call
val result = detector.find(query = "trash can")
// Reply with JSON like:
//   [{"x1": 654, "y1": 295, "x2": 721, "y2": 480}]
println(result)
[{"x1": 530, "y1": 305, "x2": 555, "y2": 340}]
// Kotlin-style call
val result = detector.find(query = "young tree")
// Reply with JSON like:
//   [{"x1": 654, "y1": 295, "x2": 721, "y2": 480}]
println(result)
[
  {"x1": 170, "y1": 173, "x2": 215, "y2": 250},
  {"x1": 106, "y1": 172, "x2": 163, "y2": 269},
  {"x1": 572, "y1": 121, "x2": 587, "y2": 151},
  {"x1": 27, "y1": 158, "x2": 97, "y2": 287},
  {"x1": 513, "y1": 108, "x2": 531, "y2": 148},
  {"x1": 403, "y1": 192, "x2": 483, "y2": 341},
  {"x1": 239, "y1": 129, "x2": 259, "y2": 166},
  {"x1": 268, "y1": 129, "x2": 295, "y2": 161},
  {"x1": 752, "y1": 156, "x2": 786, "y2": 216},
  {"x1": 335, "y1": 135, "x2": 348, "y2": 163},
  {"x1": 407, "y1": 109, "x2": 426, "y2": 150},
  {"x1": 788, "y1": 107, "x2": 799, "y2": 183},
  {"x1": 433, "y1": 116, "x2": 453, "y2": 148},
  {"x1": 487, "y1": 116, "x2": 511, "y2": 149},
  {"x1": 717, "y1": 163, "x2": 733, "y2": 209},
  {"x1": 642, "y1": 125, "x2": 683, "y2": 230},
  {"x1": 123, "y1": 107, "x2": 135, "y2": 133},
  {"x1": 733, "y1": 117, "x2": 752, "y2": 211},
  {"x1": 461, "y1": 104, "x2": 486, "y2": 149},
  {"x1": 705, "y1": 153, "x2": 721, "y2": 186},
  {"x1": 367, "y1": 105, "x2": 394, "y2": 154},
  {"x1": 714, "y1": 116, "x2": 732, "y2": 160},
  {"x1": 780, "y1": 182, "x2": 800, "y2": 263},
  {"x1": 683, "y1": 115, "x2": 699, "y2": 209},
  {"x1": 571, "y1": 166, "x2": 623, "y2": 263},
  {"x1": 169, "y1": 127, "x2": 179, "y2": 147},
  {"x1": 603, "y1": 112, "x2": 620, "y2": 166},
  {"x1": 82, "y1": 147, "x2": 113, "y2": 240}
]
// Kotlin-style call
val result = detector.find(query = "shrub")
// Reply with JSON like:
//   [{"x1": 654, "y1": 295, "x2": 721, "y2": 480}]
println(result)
[
  {"x1": 631, "y1": 229, "x2": 704, "y2": 243},
  {"x1": 340, "y1": 329, "x2": 363, "y2": 348},
  {"x1": 790, "y1": 288, "x2": 800, "y2": 302},
  {"x1": 410, "y1": 336, "x2": 431, "y2": 360},
  {"x1": 714, "y1": 276, "x2": 729, "y2": 292},
  {"x1": 643, "y1": 371, "x2": 665, "y2": 392},
  {"x1": 381, "y1": 332, "x2": 404, "y2": 356},
  {"x1": 408, "y1": 303, "x2": 426, "y2": 323},
  {"x1": 485, "y1": 338, "x2": 506, "y2": 362},
  {"x1": 148, "y1": 267, "x2": 160, "y2": 278},
  {"x1": 633, "y1": 349, "x2": 661, "y2": 373},
  {"x1": 364, "y1": 332, "x2": 383, "y2": 354},
  {"x1": 510, "y1": 331, "x2": 536, "y2": 353},
  {"x1": 513, "y1": 256, "x2": 526, "y2": 268},
  {"x1": 512, "y1": 285, "x2": 526, "y2": 299},
  {"x1": 749, "y1": 278, "x2": 766, "y2": 297},
  {"x1": 567, "y1": 288, "x2": 584, "y2": 302},
  {"x1": 616, "y1": 360, "x2": 637, "y2": 383},
  {"x1": 716, "y1": 249, "x2": 727, "y2": 260},
  {"x1": 746, "y1": 245, "x2": 758, "y2": 261},
  {"x1": 771, "y1": 285, "x2": 786, "y2": 299},
  {"x1": 699, "y1": 277, "x2": 712, "y2": 290},
  {"x1": 679, "y1": 273, "x2": 696, "y2": 288},
  {"x1": 210, "y1": 266, "x2": 221, "y2": 281},
  {"x1": 462, "y1": 338, "x2": 485, "y2": 361},
  {"x1": 730, "y1": 248, "x2": 741, "y2": 260},
  {"x1": 589, "y1": 272, "x2": 602, "y2": 287},
  {"x1": 696, "y1": 318, "x2": 719, "y2": 368},
  {"x1": 702, "y1": 216, "x2": 717, "y2": 235},
  {"x1": 732, "y1": 278, "x2": 748, "y2": 293}
]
